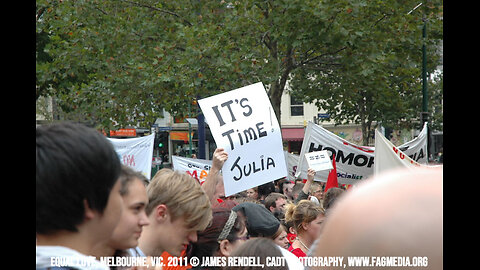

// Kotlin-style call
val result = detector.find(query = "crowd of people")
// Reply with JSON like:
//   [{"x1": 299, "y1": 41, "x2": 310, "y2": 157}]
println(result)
[{"x1": 36, "y1": 122, "x2": 442, "y2": 269}]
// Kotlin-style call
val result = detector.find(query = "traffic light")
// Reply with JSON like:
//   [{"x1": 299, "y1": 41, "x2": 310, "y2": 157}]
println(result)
[{"x1": 155, "y1": 132, "x2": 168, "y2": 149}]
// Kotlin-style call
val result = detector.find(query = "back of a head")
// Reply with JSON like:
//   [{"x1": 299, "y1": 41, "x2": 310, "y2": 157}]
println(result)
[
  {"x1": 232, "y1": 202, "x2": 280, "y2": 237},
  {"x1": 292, "y1": 183, "x2": 304, "y2": 197},
  {"x1": 311, "y1": 167, "x2": 442, "y2": 269},
  {"x1": 258, "y1": 181, "x2": 276, "y2": 198},
  {"x1": 36, "y1": 122, "x2": 121, "y2": 234},
  {"x1": 322, "y1": 187, "x2": 345, "y2": 211},
  {"x1": 145, "y1": 168, "x2": 212, "y2": 232}
]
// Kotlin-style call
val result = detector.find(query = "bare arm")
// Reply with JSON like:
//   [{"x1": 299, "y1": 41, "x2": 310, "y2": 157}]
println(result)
[
  {"x1": 294, "y1": 168, "x2": 316, "y2": 204},
  {"x1": 302, "y1": 168, "x2": 316, "y2": 196},
  {"x1": 202, "y1": 148, "x2": 228, "y2": 204}
]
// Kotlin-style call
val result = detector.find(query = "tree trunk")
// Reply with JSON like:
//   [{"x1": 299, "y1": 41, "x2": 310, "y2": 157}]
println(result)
[{"x1": 268, "y1": 47, "x2": 294, "y2": 125}]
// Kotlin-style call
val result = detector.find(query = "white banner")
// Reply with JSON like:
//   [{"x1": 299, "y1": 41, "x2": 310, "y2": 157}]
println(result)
[
  {"x1": 108, "y1": 133, "x2": 155, "y2": 179},
  {"x1": 171, "y1": 156, "x2": 212, "y2": 185},
  {"x1": 295, "y1": 122, "x2": 428, "y2": 184},
  {"x1": 396, "y1": 122, "x2": 428, "y2": 163},
  {"x1": 284, "y1": 151, "x2": 300, "y2": 181},
  {"x1": 374, "y1": 128, "x2": 440, "y2": 174},
  {"x1": 198, "y1": 82, "x2": 287, "y2": 196},
  {"x1": 374, "y1": 129, "x2": 422, "y2": 173}
]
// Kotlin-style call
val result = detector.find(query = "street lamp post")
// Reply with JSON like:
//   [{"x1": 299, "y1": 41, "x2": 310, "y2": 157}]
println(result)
[
  {"x1": 422, "y1": 17, "x2": 428, "y2": 117},
  {"x1": 408, "y1": 2, "x2": 430, "y2": 161}
]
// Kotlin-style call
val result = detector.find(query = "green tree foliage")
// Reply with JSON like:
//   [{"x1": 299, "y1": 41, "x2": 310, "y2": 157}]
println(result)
[
  {"x1": 36, "y1": 0, "x2": 442, "y2": 137},
  {"x1": 289, "y1": 0, "x2": 443, "y2": 144}
]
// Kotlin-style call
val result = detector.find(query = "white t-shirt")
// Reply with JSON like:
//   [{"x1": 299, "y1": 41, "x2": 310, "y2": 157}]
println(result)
[{"x1": 36, "y1": 245, "x2": 109, "y2": 270}]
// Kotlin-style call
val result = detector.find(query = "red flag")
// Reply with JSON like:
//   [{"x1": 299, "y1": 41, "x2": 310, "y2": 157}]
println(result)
[{"x1": 324, "y1": 154, "x2": 338, "y2": 194}]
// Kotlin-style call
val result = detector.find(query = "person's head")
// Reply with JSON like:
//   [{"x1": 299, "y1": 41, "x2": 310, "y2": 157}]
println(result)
[
  {"x1": 264, "y1": 192, "x2": 287, "y2": 213},
  {"x1": 246, "y1": 187, "x2": 259, "y2": 200},
  {"x1": 36, "y1": 122, "x2": 123, "y2": 248},
  {"x1": 295, "y1": 178, "x2": 304, "y2": 185},
  {"x1": 310, "y1": 167, "x2": 443, "y2": 270},
  {"x1": 108, "y1": 166, "x2": 150, "y2": 251},
  {"x1": 309, "y1": 182, "x2": 324, "y2": 202},
  {"x1": 232, "y1": 202, "x2": 280, "y2": 238},
  {"x1": 227, "y1": 238, "x2": 289, "y2": 270},
  {"x1": 257, "y1": 181, "x2": 276, "y2": 200},
  {"x1": 140, "y1": 168, "x2": 212, "y2": 256},
  {"x1": 188, "y1": 200, "x2": 247, "y2": 258},
  {"x1": 271, "y1": 223, "x2": 289, "y2": 249},
  {"x1": 282, "y1": 181, "x2": 294, "y2": 200},
  {"x1": 285, "y1": 200, "x2": 325, "y2": 242},
  {"x1": 291, "y1": 183, "x2": 304, "y2": 200},
  {"x1": 212, "y1": 173, "x2": 226, "y2": 206},
  {"x1": 322, "y1": 187, "x2": 345, "y2": 212}
]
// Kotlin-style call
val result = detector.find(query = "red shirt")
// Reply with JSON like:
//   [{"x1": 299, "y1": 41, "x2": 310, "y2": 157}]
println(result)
[{"x1": 288, "y1": 244, "x2": 306, "y2": 258}]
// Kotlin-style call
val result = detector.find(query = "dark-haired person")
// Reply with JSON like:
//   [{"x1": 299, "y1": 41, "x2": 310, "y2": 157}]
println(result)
[
  {"x1": 264, "y1": 192, "x2": 287, "y2": 214},
  {"x1": 36, "y1": 122, "x2": 124, "y2": 269},
  {"x1": 322, "y1": 187, "x2": 345, "y2": 213},
  {"x1": 187, "y1": 200, "x2": 248, "y2": 270},
  {"x1": 92, "y1": 165, "x2": 150, "y2": 264}
]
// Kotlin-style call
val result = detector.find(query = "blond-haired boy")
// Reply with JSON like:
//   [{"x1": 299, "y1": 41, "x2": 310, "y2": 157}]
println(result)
[{"x1": 135, "y1": 168, "x2": 212, "y2": 257}]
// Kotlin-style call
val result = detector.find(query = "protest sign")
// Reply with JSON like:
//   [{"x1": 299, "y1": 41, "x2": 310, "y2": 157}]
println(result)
[
  {"x1": 198, "y1": 82, "x2": 287, "y2": 196},
  {"x1": 172, "y1": 155, "x2": 212, "y2": 185},
  {"x1": 305, "y1": 150, "x2": 333, "y2": 172},
  {"x1": 295, "y1": 122, "x2": 428, "y2": 184},
  {"x1": 108, "y1": 133, "x2": 155, "y2": 179}
]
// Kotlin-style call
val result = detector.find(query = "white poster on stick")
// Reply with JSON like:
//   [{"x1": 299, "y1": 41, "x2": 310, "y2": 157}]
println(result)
[
  {"x1": 198, "y1": 82, "x2": 287, "y2": 196},
  {"x1": 305, "y1": 150, "x2": 333, "y2": 172}
]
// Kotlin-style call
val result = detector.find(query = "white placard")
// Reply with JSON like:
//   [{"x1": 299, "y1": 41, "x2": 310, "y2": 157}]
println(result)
[
  {"x1": 305, "y1": 150, "x2": 333, "y2": 172},
  {"x1": 198, "y1": 82, "x2": 287, "y2": 196}
]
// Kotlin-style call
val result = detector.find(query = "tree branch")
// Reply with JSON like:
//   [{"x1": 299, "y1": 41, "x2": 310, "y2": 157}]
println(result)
[
  {"x1": 372, "y1": 13, "x2": 389, "y2": 28},
  {"x1": 93, "y1": 6, "x2": 108, "y2": 15},
  {"x1": 297, "y1": 46, "x2": 347, "y2": 67},
  {"x1": 119, "y1": 0, "x2": 193, "y2": 26}
]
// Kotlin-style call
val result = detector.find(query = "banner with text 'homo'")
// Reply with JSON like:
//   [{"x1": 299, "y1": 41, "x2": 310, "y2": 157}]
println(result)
[{"x1": 295, "y1": 122, "x2": 428, "y2": 184}]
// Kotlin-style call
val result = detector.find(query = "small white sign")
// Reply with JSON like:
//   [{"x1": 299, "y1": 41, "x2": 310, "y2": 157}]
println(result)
[{"x1": 305, "y1": 150, "x2": 333, "y2": 172}]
